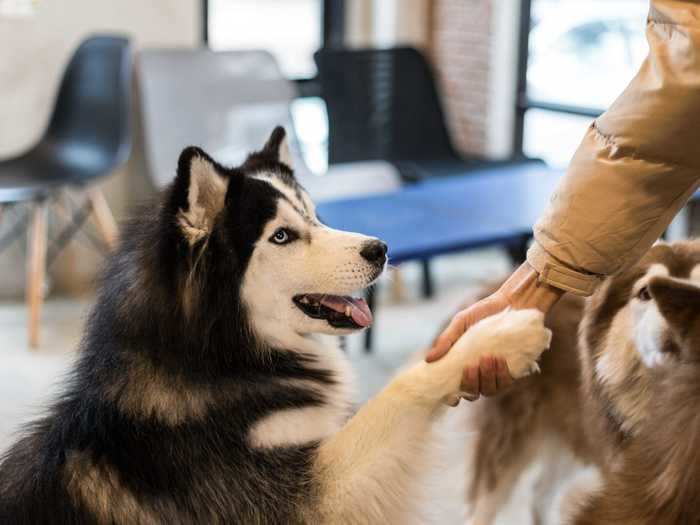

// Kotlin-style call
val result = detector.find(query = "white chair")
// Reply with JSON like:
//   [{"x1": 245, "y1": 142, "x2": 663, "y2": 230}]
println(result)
[{"x1": 137, "y1": 49, "x2": 400, "y2": 202}]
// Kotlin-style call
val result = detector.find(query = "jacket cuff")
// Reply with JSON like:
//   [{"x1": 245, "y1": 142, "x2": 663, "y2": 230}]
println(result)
[{"x1": 526, "y1": 242, "x2": 602, "y2": 296}]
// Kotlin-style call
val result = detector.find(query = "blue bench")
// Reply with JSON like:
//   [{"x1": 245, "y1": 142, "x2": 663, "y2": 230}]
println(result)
[{"x1": 317, "y1": 164, "x2": 564, "y2": 350}]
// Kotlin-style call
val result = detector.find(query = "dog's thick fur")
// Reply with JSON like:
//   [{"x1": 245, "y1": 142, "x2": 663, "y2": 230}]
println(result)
[
  {"x1": 463, "y1": 240, "x2": 700, "y2": 525},
  {"x1": 0, "y1": 127, "x2": 551, "y2": 524}
]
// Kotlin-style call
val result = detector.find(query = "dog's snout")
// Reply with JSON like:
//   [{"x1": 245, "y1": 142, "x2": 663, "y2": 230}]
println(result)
[{"x1": 360, "y1": 240, "x2": 388, "y2": 266}]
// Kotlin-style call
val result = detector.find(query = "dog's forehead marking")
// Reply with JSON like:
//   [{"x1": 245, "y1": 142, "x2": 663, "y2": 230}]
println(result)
[
  {"x1": 253, "y1": 173, "x2": 315, "y2": 224},
  {"x1": 253, "y1": 173, "x2": 305, "y2": 209},
  {"x1": 645, "y1": 263, "x2": 669, "y2": 279},
  {"x1": 630, "y1": 264, "x2": 669, "y2": 296},
  {"x1": 274, "y1": 199, "x2": 315, "y2": 236},
  {"x1": 640, "y1": 262, "x2": 700, "y2": 287}
]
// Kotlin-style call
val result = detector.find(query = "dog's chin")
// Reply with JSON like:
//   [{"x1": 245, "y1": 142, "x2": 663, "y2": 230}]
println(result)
[
  {"x1": 290, "y1": 315, "x2": 363, "y2": 337},
  {"x1": 306, "y1": 323, "x2": 360, "y2": 337}
]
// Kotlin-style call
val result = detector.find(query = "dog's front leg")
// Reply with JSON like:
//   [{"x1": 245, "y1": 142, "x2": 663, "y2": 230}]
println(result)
[{"x1": 313, "y1": 310, "x2": 551, "y2": 524}]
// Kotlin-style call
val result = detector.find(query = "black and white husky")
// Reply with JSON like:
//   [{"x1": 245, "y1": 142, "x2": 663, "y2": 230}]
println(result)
[{"x1": 0, "y1": 128, "x2": 551, "y2": 524}]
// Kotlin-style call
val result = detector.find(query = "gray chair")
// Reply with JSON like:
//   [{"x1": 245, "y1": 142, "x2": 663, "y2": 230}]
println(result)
[{"x1": 137, "y1": 49, "x2": 401, "y2": 201}]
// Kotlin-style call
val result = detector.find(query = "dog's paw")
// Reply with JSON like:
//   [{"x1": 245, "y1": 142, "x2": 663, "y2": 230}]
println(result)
[
  {"x1": 454, "y1": 309, "x2": 552, "y2": 379},
  {"x1": 410, "y1": 309, "x2": 551, "y2": 404}
]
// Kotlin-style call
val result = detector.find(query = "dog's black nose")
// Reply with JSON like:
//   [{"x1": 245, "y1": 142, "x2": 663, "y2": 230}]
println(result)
[{"x1": 360, "y1": 240, "x2": 388, "y2": 266}]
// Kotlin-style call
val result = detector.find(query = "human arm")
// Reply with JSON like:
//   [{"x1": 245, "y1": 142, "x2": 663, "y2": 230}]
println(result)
[
  {"x1": 430, "y1": 0, "x2": 700, "y2": 400},
  {"x1": 529, "y1": 0, "x2": 700, "y2": 295}
]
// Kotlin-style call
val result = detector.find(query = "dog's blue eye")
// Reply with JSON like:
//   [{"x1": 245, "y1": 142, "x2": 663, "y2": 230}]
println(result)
[{"x1": 271, "y1": 228, "x2": 292, "y2": 245}]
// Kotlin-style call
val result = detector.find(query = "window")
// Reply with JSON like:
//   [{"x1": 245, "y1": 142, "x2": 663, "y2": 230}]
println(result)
[
  {"x1": 207, "y1": 0, "x2": 322, "y2": 79},
  {"x1": 519, "y1": 0, "x2": 648, "y2": 166},
  {"x1": 291, "y1": 97, "x2": 329, "y2": 174},
  {"x1": 206, "y1": 0, "x2": 340, "y2": 173}
]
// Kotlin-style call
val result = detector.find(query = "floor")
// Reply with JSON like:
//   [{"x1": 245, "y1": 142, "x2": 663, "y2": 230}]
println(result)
[{"x1": 0, "y1": 248, "x2": 512, "y2": 452}]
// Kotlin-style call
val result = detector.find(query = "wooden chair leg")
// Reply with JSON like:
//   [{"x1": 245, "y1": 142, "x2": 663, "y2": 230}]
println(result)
[
  {"x1": 87, "y1": 188, "x2": 118, "y2": 250},
  {"x1": 389, "y1": 267, "x2": 406, "y2": 302},
  {"x1": 27, "y1": 200, "x2": 48, "y2": 348}
]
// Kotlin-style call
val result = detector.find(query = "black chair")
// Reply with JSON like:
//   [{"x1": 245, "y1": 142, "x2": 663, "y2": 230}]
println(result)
[
  {"x1": 313, "y1": 46, "x2": 541, "y2": 183},
  {"x1": 315, "y1": 47, "x2": 540, "y2": 349},
  {"x1": 0, "y1": 35, "x2": 132, "y2": 347}
]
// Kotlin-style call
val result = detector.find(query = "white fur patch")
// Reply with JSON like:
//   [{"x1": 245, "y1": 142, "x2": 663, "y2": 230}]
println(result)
[
  {"x1": 632, "y1": 301, "x2": 669, "y2": 368},
  {"x1": 630, "y1": 263, "x2": 671, "y2": 368},
  {"x1": 249, "y1": 405, "x2": 347, "y2": 449},
  {"x1": 595, "y1": 306, "x2": 657, "y2": 435},
  {"x1": 247, "y1": 336, "x2": 355, "y2": 450}
]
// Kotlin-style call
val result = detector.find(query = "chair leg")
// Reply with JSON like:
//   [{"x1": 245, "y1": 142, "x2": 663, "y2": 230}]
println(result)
[
  {"x1": 87, "y1": 188, "x2": 118, "y2": 250},
  {"x1": 389, "y1": 267, "x2": 406, "y2": 302},
  {"x1": 27, "y1": 201, "x2": 48, "y2": 348},
  {"x1": 506, "y1": 234, "x2": 531, "y2": 267},
  {"x1": 364, "y1": 286, "x2": 377, "y2": 353},
  {"x1": 421, "y1": 259, "x2": 434, "y2": 299}
]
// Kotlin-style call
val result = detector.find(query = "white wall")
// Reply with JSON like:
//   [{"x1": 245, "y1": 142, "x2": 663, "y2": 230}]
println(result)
[
  {"x1": 346, "y1": 0, "x2": 430, "y2": 49},
  {"x1": 487, "y1": 0, "x2": 521, "y2": 158},
  {"x1": 0, "y1": 0, "x2": 200, "y2": 297}
]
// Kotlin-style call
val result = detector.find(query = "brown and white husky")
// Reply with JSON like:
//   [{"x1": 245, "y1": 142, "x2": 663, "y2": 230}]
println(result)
[{"x1": 462, "y1": 240, "x2": 700, "y2": 525}]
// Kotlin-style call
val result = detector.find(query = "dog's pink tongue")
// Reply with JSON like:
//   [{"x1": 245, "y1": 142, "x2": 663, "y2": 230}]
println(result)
[{"x1": 319, "y1": 295, "x2": 373, "y2": 327}]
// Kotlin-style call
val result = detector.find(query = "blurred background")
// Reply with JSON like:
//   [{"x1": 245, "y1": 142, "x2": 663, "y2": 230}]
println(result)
[{"x1": 0, "y1": 0, "x2": 688, "y2": 469}]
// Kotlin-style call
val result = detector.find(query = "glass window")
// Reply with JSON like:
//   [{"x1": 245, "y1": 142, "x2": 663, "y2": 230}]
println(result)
[
  {"x1": 523, "y1": 0, "x2": 648, "y2": 166},
  {"x1": 528, "y1": 0, "x2": 647, "y2": 109},
  {"x1": 524, "y1": 109, "x2": 593, "y2": 167},
  {"x1": 207, "y1": 0, "x2": 327, "y2": 172},
  {"x1": 208, "y1": 0, "x2": 322, "y2": 79},
  {"x1": 291, "y1": 97, "x2": 329, "y2": 174}
]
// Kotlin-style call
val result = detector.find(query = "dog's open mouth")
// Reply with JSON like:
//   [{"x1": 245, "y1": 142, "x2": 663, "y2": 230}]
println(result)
[{"x1": 293, "y1": 294, "x2": 373, "y2": 329}]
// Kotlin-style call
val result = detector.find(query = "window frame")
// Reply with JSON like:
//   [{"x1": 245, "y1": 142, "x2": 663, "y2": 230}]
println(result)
[
  {"x1": 513, "y1": 0, "x2": 605, "y2": 154},
  {"x1": 202, "y1": 0, "x2": 344, "y2": 95}
]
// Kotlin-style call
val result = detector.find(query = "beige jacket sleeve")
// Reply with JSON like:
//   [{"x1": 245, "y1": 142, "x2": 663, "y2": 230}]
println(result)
[{"x1": 527, "y1": 0, "x2": 700, "y2": 296}]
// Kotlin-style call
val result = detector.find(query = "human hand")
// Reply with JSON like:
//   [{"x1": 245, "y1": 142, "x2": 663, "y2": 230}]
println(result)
[
  {"x1": 427, "y1": 291, "x2": 513, "y2": 404},
  {"x1": 426, "y1": 263, "x2": 563, "y2": 404}
]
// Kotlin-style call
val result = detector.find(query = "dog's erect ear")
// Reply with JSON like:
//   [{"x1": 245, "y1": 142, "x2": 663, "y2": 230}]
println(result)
[
  {"x1": 261, "y1": 126, "x2": 293, "y2": 169},
  {"x1": 174, "y1": 147, "x2": 229, "y2": 245},
  {"x1": 649, "y1": 276, "x2": 700, "y2": 353}
]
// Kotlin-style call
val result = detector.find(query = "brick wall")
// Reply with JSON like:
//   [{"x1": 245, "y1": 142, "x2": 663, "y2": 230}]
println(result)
[{"x1": 430, "y1": 0, "x2": 494, "y2": 156}]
